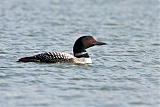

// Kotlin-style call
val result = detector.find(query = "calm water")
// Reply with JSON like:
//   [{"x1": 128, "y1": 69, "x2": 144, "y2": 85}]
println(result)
[{"x1": 0, "y1": 0, "x2": 159, "y2": 107}]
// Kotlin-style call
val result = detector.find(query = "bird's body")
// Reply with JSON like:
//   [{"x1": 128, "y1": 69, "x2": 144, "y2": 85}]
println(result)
[
  {"x1": 18, "y1": 52, "x2": 92, "y2": 64},
  {"x1": 17, "y1": 36, "x2": 106, "y2": 64}
]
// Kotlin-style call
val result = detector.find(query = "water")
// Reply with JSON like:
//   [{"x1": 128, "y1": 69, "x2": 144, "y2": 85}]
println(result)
[{"x1": 0, "y1": 0, "x2": 159, "y2": 107}]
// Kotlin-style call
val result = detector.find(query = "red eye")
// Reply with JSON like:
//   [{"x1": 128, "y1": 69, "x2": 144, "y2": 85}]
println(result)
[{"x1": 88, "y1": 39, "x2": 91, "y2": 43}]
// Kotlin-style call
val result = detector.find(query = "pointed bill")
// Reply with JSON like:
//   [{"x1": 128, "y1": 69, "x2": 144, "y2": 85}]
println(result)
[{"x1": 93, "y1": 41, "x2": 107, "y2": 45}]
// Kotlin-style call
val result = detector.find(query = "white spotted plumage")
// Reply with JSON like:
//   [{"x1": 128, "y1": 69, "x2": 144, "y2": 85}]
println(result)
[
  {"x1": 35, "y1": 52, "x2": 75, "y2": 63},
  {"x1": 33, "y1": 52, "x2": 92, "y2": 64}
]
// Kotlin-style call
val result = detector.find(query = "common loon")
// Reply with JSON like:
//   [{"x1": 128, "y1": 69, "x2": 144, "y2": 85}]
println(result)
[{"x1": 17, "y1": 36, "x2": 106, "y2": 64}]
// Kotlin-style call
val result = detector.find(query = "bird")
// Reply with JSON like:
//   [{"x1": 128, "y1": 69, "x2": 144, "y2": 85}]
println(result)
[{"x1": 17, "y1": 36, "x2": 106, "y2": 64}]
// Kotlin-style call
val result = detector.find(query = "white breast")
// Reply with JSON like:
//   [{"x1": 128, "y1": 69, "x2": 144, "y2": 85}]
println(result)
[
  {"x1": 82, "y1": 58, "x2": 92, "y2": 64},
  {"x1": 74, "y1": 57, "x2": 92, "y2": 64}
]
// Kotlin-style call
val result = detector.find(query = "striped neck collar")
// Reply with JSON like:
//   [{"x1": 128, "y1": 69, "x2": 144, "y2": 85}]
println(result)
[{"x1": 74, "y1": 52, "x2": 89, "y2": 58}]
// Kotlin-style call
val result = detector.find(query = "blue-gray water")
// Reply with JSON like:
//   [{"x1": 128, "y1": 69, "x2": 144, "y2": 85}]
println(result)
[{"x1": 0, "y1": 0, "x2": 159, "y2": 107}]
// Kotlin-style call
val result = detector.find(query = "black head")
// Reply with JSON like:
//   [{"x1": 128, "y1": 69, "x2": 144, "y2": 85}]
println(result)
[{"x1": 73, "y1": 36, "x2": 106, "y2": 58}]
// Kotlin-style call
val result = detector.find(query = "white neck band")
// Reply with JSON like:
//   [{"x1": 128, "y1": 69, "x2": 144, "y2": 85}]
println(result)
[{"x1": 75, "y1": 52, "x2": 88, "y2": 56}]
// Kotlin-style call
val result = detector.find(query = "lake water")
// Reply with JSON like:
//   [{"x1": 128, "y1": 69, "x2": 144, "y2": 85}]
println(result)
[{"x1": 0, "y1": 0, "x2": 159, "y2": 107}]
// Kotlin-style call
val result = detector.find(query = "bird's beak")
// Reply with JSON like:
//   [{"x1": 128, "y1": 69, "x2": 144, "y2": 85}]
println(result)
[{"x1": 93, "y1": 41, "x2": 107, "y2": 45}]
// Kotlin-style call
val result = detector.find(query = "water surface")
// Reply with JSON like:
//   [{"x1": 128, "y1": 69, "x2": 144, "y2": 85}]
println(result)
[{"x1": 0, "y1": 0, "x2": 159, "y2": 107}]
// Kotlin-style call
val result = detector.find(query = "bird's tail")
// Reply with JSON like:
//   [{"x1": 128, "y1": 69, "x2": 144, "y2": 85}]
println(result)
[{"x1": 17, "y1": 56, "x2": 40, "y2": 62}]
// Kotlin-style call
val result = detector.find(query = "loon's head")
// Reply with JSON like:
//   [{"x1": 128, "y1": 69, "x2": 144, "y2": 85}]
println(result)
[{"x1": 73, "y1": 36, "x2": 106, "y2": 58}]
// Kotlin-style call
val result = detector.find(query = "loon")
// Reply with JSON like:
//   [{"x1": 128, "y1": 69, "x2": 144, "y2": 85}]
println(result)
[{"x1": 17, "y1": 36, "x2": 106, "y2": 64}]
